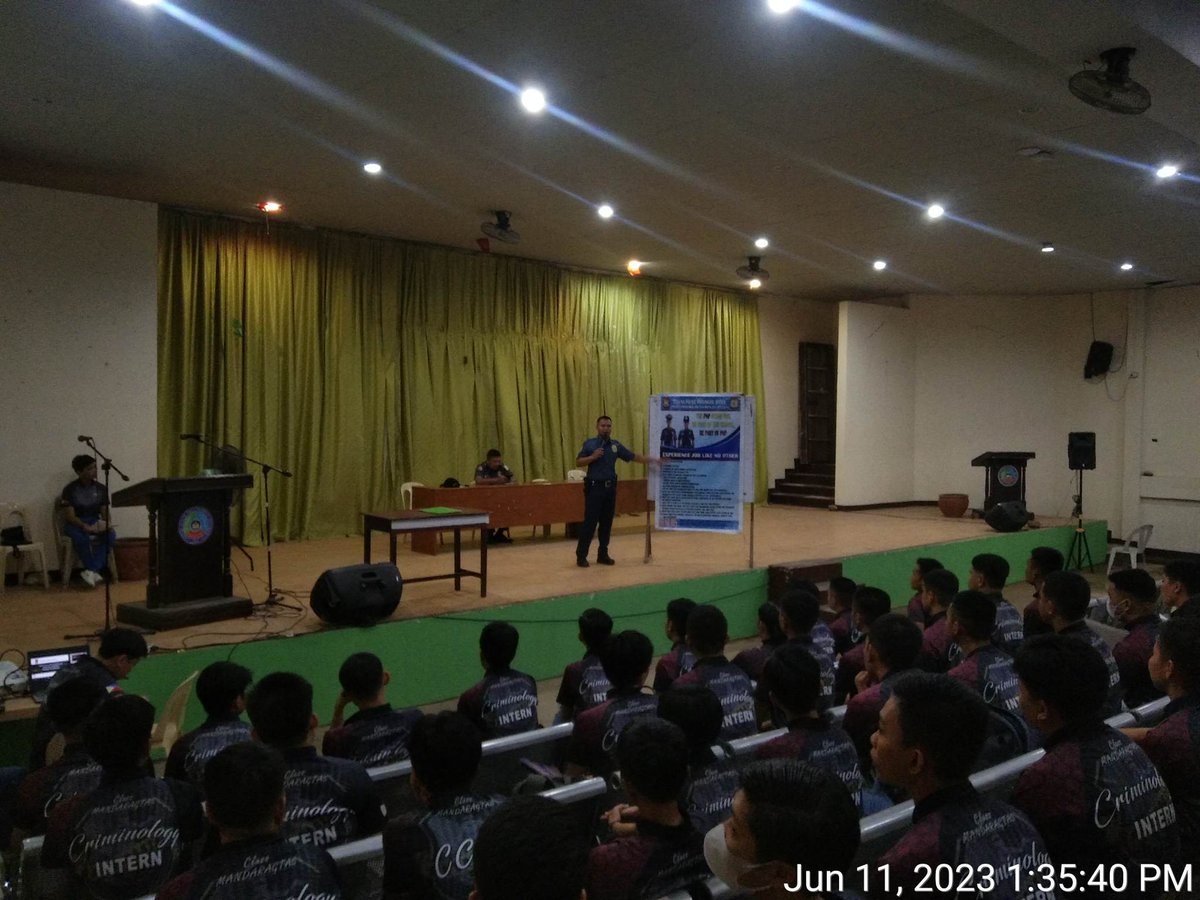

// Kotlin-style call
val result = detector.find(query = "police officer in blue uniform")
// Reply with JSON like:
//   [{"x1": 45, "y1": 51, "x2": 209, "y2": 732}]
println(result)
[{"x1": 575, "y1": 415, "x2": 655, "y2": 567}]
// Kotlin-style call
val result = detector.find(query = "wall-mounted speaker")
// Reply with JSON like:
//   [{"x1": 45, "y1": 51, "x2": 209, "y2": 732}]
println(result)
[
  {"x1": 310, "y1": 563, "x2": 402, "y2": 626},
  {"x1": 1084, "y1": 341, "x2": 1114, "y2": 378},
  {"x1": 1068, "y1": 432, "x2": 1097, "y2": 471},
  {"x1": 984, "y1": 500, "x2": 1031, "y2": 533}
]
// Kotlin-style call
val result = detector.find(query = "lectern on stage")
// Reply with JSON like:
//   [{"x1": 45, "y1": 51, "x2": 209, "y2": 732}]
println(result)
[
  {"x1": 970, "y1": 451, "x2": 1036, "y2": 511},
  {"x1": 112, "y1": 475, "x2": 254, "y2": 629}
]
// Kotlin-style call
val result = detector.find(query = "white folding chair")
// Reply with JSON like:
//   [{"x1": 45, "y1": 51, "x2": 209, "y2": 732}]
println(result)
[
  {"x1": 0, "y1": 503, "x2": 50, "y2": 590},
  {"x1": 1107, "y1": 524, "x2": 1153, "y2": 574},
  {"x1": 54, "y1": 502, "x2": 118, "y2": 590},
  {"x1": 566, "y1": 469, "x2": 586, "y2": 482}
]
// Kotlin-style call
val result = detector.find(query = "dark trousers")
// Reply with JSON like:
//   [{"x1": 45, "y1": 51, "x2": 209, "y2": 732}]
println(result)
[{"x1": 576, "y1": 481, "x2": 616, "y2": 560}]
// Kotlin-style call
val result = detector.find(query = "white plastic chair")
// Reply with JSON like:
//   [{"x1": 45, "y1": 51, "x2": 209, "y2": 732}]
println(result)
[
  {"x1": 0, "y1": 503, "x2": 50, "y2": 590},
  {"x1": 54, "y1": 501, "x2": 118, "y2": 590},
  {"x1": 1107, "y1": 524, "x2": 1153, "y2": 574},
  {"x1": 151, "y1": 670, "x2": 199, "y2": 757},
  {"x1": 566, "y1": 469, "x2": 586, "y2": 482},
  {"x1": 400, "y1": 481, "x2": 422, "y2": 510}
]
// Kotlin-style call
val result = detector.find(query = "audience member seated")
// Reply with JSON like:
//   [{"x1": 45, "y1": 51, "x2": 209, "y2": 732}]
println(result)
[
  {"x1": 1021, "y1": 545, "x2": 1064, "y2": 639},
  {"x1": 29, "y1": 626, "x2": 147, "y2": 769},
  {"x1": 1037, "y1": 571, "x2": 1124, "y2": 716},
  {"x1": 869, "y1": 673, "x2": 1052, "y2": 900},
  {"x1": 834, "y1": 586, "x2": 891, "y2": 703},
  {"x1": 904, "y1": 556, "x2": 943, "y2": 627},
  {"x1": 164, "y1": 661, "x2": 253, "y2": 791},
  {"x1": 564, "y1": 629, "x2": 657, "y2": 777},
  {"x1": 457, "y1": 621, "x2": 539, "y2": 737},
  {"x1": 323, "y1": 652, "x2": 422, "y2": 767},
  {"x1": 472, "y1": 795, "x2": 590, "y2": 900},
  {"x1": 826, "y1": 576, "x2": 858, "y2": 655},
  {"x1": 156, "y1": 742, "x2": 342, "y2": 899},
  {"x1": 1108, "y1": 568, "x2": 1166, "y2": 708},
  {"x1": 382, "y1": 711, "x2": 503, "y2": 900},
  {"x1": 556, "y1": 607, "x2": 614, "y2": 722},
  {"x1": 246, "y1": 672, "x2": 385, "y2": 848},
  {"x1": 1011, "y1": 635, "x2": 1179, "y2": 896},
  {"x1": 915, "y1": 568, "x2": 957, "y2": 672},
  {"x1": 842, "y1": 614, "x2": 923, "y2": 766},
  {"x1": 944, "y1": 591, "x2": 1020, "y2": 715},
  {"x1": 703, "y1": 758, "x2": 861, "y2": 900},
  {"x1": 12, "y1": 678, "x2": 106, "y2": 841},
  {"x1": 587, "y1": 718, "x2": 708, "y2": 900},
  {"x1": 777, "y1": 590, "x2": 836, "y2": 707},
  {"x1": 42, "y1": 695, "x2": 204, "y2": 899},
  {"x1": 652, "y1": 597, "x2": 697, "y2": 692},
  {"x1": 1160, "y1": 560, "x2": 1200, "y2": 617},
  {"x1": 673, "y1": 605, "x2": 756, "y2": 740},
  {"x1": 754, "y1": 643, "x2": 863, "y2": 809},
  {"x1": 731, "y1": 601, "x2": 786, "y2": 686},
  {"x1": 657, "y1": 685, "x2": 739, "y2": 834},
  {"x1": 1134, "y1": 616, "x2": 1200, "y2": 867},
  {"x1": 952, "y1": 553, "x2": 1022, "y2": 659}
]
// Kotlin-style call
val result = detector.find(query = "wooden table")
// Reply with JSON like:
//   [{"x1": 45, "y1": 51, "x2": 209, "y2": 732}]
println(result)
[
  {"x1": 410, "y1": 480, "x2": 649, "y2": 555},
  {"x1": 362, "y1": 508, "x2": 491, "y2": 596}
]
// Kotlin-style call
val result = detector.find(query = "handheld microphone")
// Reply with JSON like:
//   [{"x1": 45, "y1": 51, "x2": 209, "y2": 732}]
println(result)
[
  {"x1": 180, "y1": 433, "x2": 202, "y2": 440},
  {"x1": 77, "y1": 435, "x2": 92, "y2": 442}
]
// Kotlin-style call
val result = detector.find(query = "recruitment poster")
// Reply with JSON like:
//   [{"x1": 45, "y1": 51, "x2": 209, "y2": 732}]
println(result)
[{"x1": 650, "y1": 393, "x2": 746, "y2": 533}]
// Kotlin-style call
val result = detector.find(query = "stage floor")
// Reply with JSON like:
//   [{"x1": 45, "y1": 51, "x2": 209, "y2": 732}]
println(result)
[{"x1": 2, "y1": 504, "x2": 1084, "y2": 653}]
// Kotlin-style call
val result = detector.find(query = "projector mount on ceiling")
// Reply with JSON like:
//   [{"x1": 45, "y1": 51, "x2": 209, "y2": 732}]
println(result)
[
  {"x1": 1068, "y1": 47, "x2": 1151, "y2": 115},
  {"x1": 481, "y1": 210, "x2": 521, "y2": 244},
  {"x1": 735, "y1": 256, "x2": 769, "y2": 281}
]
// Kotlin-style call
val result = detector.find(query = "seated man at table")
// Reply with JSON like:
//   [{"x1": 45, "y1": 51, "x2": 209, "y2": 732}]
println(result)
[{"x1": 475, "y1": 448, "x2": 515, "y2": 544}]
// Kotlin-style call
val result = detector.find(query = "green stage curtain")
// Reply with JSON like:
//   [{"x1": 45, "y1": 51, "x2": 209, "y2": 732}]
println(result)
[{"x1": 158, "y1": 208, "x2": 768, "y2": 542}]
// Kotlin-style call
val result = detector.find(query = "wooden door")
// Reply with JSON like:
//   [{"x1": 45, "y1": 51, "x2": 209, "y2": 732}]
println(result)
[{"x1": 799, "y1": 342, "x2": 836, "y2": 464}]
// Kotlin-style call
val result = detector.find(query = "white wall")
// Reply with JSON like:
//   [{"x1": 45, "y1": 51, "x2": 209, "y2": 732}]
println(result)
[
  {"x1": 756, "y1": 295, "x2": 839, "y2": 481},
  {"x1": 835, "y1": 301, "x2": 916, "y2": 505},
  {"x1": 0, "y1": 181, "x2": 158, "y2": 567}
]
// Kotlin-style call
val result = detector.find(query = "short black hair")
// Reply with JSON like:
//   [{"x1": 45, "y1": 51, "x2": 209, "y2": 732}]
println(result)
[
  {"x1": 949, "y1": 591, "x2": 997, "y2": 641},
  {"x1": 246, "y1": 672, "x2": 313, "y2": 747},
  {"x1": 1014, "y1": 634, "x2": 1108, "y2": 724},
  {"x1": 71, "y1": 454, "x2": 95, "y2": 474},
  {"x1": 596, "y1": 415, "x2": 612, "y2": 425},
  {"x1": 480, "y1": 621, "x2": 519, "y2": 669},
  {"x1": 196, "y1": 661, "x2": 252, "y2": 717},
  {"x1": 205, "y1": 742, "x2": 284, "y2": 830},
  {"x1": 762, "y1": 643, "x2": 821, "y2": 716},
  {"x1": 657, "y1": 684, "x2": 723, "y2": 749},
  {"x1": 97, "y1": 627, "x2": 148, "y2": 661},
  {"x1": 1157, "y1": 617, "x2": 1200, "y2": 693},
  {"x1": 407, "y1": 711, "x2": 482, "y2": 795},
  {"x1": 599, "y1": 629, "x2": 653, "y2": 689},
  {"x1": 615, "y1": 717, "x2": 689, "y2": 803},
  {"x1": 474, "y1": 796, "x2": 589, "y2": 900},
  {"x1": 486, "y1": 448, "x2": 502, "y2": 459},
  {"x1": 1041, "y1": 570, "x2": 1092, "y2": 621},
  {"x1": 578, "y1": 607, "x2": 614, "y2": 652},
  {"x1": 778, "y1": 589, "x2": 821, "y2": 634},
  {"x1": 829, "y1": 577, "x2": 857, "y2": 606},
  {"x1": 46, "y1": 677, "x2": 107, "y2": 734},
  {"x1": 891, "y1": 672, "x2": 989, "y2": 783},
  {"x1": 866, "y1": 614, "x2": 923, "y2": 671},
  {"x1": 1108, "y1": 568, "x2": 1158, "y2": 605},
  {"x1": 756, "y1": 602, "x2": 786, "y2": 643},
  {"x1": 1029, "y1": 547, "x2": 1065, "y2": 577},
  {"x1": 1164, "y1": 560, "x2": 1200, "y2": 597},
  {"x1": 971, "y1": 553, "x2": 1010, "y2": 589},
  {"x1": 338, "y1": 652, "x2": 385, "y2": 701},
  {"x1": 84, "y1": 694, "x2": 154, "y2": 770},
  {"x1": 922, "y1": 569, "x2": 959, "y2": 607},
  {"x1": 685, "y1": 605, "x2": 728, "y2": 656},
  {"x1": 738, "y1": 759, "x2": 860, "y2": 870},
  {"x1": 852, "y1": 586, "x2": 892, "y2": 624},
  {"x1": 666, "y1": 597, "x2": 696, "y2": 636},
  {"x1": 915, "y1": 557, "x2": 944, "y2": 578}
]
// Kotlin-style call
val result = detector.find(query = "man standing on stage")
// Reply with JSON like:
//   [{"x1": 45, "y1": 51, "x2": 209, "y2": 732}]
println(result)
[{"x1": 575, "y1": 415, "x2": 655, "y2": 567}]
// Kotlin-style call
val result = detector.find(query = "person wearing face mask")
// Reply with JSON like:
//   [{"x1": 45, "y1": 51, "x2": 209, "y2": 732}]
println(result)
[
  {"x1": 703, "y1": 758, "x2": 861, "y2": 899},
  {"x1": 1108, "y1": 568, "x2": 1166, "y2": 708}
]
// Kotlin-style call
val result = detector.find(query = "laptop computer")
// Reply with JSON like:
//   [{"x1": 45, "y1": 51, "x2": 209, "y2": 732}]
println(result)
[{"x1": 26, "y1": 645, "x2": 89, "y2": 703}]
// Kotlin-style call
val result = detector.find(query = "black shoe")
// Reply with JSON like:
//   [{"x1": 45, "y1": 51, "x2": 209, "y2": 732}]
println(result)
[
  {"x1": 576, "y1": 556, "x2": 590, "y2": 567},
  {"x1": 597, "y1": 555, "x2": 615, "y2": 565}
]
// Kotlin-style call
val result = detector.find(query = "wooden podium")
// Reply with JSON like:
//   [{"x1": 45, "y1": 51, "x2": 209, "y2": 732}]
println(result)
[
  {"x1": 970, "y1": 451, "x2": 1035, "y2": 511},
  {"x1": 111, "y1": 475, "x2": 254, "y2": 629}
]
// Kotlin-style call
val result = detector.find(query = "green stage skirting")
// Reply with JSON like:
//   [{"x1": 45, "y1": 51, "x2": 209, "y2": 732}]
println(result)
[{"x1": 0, "y1": 519, "x2": 1106, "y2": 766}]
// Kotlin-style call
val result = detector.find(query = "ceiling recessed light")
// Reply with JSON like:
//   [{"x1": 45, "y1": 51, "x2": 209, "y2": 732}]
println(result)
[
  {"x1": 767, "y1": 0, "x2": 800, "y2": 12},
  {"x1": 1041, "y1": 242, "x2": 1055, "y2": 253},
  {"x1": 1156, "y1": 163, "x2": 1179, "y2": 179},
  {"x1": 520, "y1": 87, "x2": 547, "y2": 114},
  {"x1": 872, "y1": 259, "x2": 887, "y2": 271},
  {"x1": 748, "y1": 278, "x2": 762, "y2": 289},
  {"x1": 1120, "y1": 262, "x2": 1134, "y2": 271},
  {"x1": 926, "y1": 204, "x2": 945, "y2": 219},
  {"x1": 363, "y1": 162, "x2": 382, "y2": 175},
  {"x1": 597, "y1": 204, "x2": 614, "y2": 219},
  {"x1": 257, "y1": 201, "x2": 283, "y2": 213},
  {"x1": 754, "y1": 236, "x2": 769, "y2": 249},
  {"x1": 627, "y1": 259, "x2": 642, "y2": 276}
]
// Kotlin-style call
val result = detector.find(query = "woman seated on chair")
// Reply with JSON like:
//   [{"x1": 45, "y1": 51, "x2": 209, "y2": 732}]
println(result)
[{"x1": 61, "y1": 454, "x2": 116, "y2": 588}]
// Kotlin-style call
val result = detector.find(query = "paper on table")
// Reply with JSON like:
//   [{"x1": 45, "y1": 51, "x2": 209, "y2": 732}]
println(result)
[{"x1": 419, "y1": 506, "x2": 462, "y2": 514}]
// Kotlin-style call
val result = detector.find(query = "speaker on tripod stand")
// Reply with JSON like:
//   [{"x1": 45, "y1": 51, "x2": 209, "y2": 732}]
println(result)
[{"x1": 1066, "y1": 432, "x2": 1096, "y2": 571}]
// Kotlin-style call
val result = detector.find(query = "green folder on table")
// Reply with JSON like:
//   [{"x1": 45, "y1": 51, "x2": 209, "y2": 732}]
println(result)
[{"x1": 420, "y1": 506, "x2": 461, "y2": 514}]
